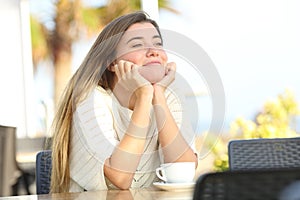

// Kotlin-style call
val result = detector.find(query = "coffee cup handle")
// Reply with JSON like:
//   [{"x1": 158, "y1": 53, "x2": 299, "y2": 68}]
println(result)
[{"x1": 156, "y1": 167, "x2": 167, "y2": 182}]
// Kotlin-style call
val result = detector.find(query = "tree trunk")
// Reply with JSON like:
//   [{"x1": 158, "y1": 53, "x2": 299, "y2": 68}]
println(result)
[
  {"x1": 54, "y1": 50, "x2": 72, "y2": 107},
  {"x1": 52, "y1": 0, "x2": 74, "y2": 107}
]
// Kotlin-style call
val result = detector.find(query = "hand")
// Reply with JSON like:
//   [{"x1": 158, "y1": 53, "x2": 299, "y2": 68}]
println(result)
[
  {"x1": 113, "y1": 60, "x2": 153, "y2": 108},
  {"x1": 154, "y1": 62, "x2": 176, "y2": 92}
]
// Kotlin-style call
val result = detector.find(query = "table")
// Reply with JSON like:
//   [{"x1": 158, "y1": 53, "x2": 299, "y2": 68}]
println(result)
[{"x1": 0, "y1": 188, "x2": 194, "y2": 200}]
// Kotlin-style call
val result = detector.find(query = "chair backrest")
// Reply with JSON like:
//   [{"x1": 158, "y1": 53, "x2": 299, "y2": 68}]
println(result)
[
  {"x1": 193, "y1": 168, "x2": 300, "y2": 200},
  {"x1": 228, "y1": 137, "x2": 300, "y2": 171},
  {"x1": 0, "y1": 125, "x2": 20, "y2": 197},
  {"x1": 36, "y1": 150, "x2": 52, "y2": 194}
]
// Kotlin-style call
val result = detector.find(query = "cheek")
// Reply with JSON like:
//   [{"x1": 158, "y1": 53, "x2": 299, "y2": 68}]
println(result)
[
  {"x1": 160, "y1": 50, "x2": 168, "y2": 64},
  {"x1": 117, "y1": 51, "x2": 144, "y2": 65}
]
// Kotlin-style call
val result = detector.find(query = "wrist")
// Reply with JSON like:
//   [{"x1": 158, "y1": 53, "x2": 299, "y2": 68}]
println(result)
[
  {"x1": 153, "y1": 91, "x2": 166, "y2": 105},
  {"x1": 134, "y1": 92, "x2": 153, "y2": 108},
  {"x1": 135, "y1": 85, "x2": 153, "y2": 98}
]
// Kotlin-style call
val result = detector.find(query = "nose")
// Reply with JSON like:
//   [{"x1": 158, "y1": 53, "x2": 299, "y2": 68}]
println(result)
[{"x1": 146, "y1": 47, "x2": 159, "y2": 57}]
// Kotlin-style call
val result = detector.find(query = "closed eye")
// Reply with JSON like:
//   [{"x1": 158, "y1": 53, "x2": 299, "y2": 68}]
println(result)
[
  {"x1": 131, "y1": 43, "x2": 143, "y2": 48},
  {"x1": 154, "y1": 42, "x2": 163, "y2": 47},
  {"x1": 153, "y1": 35, "x2": 163, "y2": 47}
]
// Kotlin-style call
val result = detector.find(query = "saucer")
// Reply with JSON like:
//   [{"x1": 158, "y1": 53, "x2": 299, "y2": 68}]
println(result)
[{"x1": 153, "y1": 181, "x2": 195, "y2": 191}]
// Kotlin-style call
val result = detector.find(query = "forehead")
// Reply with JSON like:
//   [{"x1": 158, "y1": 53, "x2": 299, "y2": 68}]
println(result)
[{"x1": 121, "y1": 22, "x2": 160, "y2": 41}]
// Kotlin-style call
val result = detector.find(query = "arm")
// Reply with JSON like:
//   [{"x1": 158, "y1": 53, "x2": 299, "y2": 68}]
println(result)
[
  {"x1": 153, "y1": 88, "x2": 198, "y2": 166},
  {"x1": 153, "y1": 63, "x2": 198, "y2": 167},
  {"x1": 104, "y1": 91, "x2": 152, "y2": 189},
  {"x1": 103, "y1": 61, "x2": 154, "y2": 189}
]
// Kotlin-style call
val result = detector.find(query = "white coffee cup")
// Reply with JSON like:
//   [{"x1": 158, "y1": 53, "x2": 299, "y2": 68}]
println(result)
[{"x1": 155, "y1": 162, "x2": 195, "y2": 183}]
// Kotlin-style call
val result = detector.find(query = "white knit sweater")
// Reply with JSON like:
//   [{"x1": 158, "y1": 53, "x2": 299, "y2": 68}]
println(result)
[{"x1": 68, "y1": 86, "x2": 195, "y2": 192}]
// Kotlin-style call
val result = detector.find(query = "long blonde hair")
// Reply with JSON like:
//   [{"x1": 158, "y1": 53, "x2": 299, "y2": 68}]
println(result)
[{"x1": 50, "y1": 11, "x2": 161, "y2": 193}]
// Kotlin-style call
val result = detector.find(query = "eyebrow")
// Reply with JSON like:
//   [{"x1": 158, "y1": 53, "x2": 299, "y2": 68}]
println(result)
[{"x1": 126, "y1": 35, "x2": 161, "y2": 44}]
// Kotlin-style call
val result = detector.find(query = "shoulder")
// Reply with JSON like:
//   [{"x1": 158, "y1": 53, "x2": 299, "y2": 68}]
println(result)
[
  {"x1": 82, "y1": 86, "x2": 111, "y2": 104},
  {"x1": 75, "y1": 86, "x2": 112, "y2": 115}
]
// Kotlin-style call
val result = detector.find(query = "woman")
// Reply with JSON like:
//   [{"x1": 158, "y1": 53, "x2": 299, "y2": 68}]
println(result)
[{"x1": 50, "y1": 11, "x2": 198, "y2": 193}]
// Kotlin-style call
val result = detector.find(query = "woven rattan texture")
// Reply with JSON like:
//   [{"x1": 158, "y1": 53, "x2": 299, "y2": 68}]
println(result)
[
  {"x1": 193, "y1": 169, "x2": 300, "y2": 200},
  {"x1": 228, "y1": 137, "x2": 300, "y2": 171},
  {"x1": 36, "y1": 150, "x2": 52, "y2": 194}
]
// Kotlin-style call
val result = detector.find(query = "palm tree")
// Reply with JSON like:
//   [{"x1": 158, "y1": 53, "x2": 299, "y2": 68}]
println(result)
[{"x1": 31, "y1": 0, "x2": 178, "y2": 107}]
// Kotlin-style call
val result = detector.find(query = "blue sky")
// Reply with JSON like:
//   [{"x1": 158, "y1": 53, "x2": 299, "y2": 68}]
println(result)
[
  {"x1": 159, "y1": 0, "x2": 300, "y2": 131},
  {"x1": 30, "y1": 0, "x2": 300, "y2": 134}
]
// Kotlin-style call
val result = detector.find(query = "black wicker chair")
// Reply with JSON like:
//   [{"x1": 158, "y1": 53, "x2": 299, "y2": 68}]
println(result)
[
  {"x1": 193, "y1": 168, "x2": 300, "y2": 200},
  {"x1": 36, "y1": 150, "x2": 52, "y2": 194},
  {"x1": 228, "y1": 137, "x2": 300, "y2": 171}
]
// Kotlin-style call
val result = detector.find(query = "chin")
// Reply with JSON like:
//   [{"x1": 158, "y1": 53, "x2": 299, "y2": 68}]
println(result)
[{"x1": 138, "y1": 65, "x2": 165, "y2": 83}]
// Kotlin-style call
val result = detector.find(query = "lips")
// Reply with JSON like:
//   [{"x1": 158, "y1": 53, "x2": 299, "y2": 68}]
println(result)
[{"x1": 144, "y1": 61, "x2": 161, "y2": 66}]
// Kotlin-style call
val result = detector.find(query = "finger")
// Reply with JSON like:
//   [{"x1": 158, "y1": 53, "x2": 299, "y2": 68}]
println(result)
[
  {"x1": 165, "y1": 62, "x2": 176, "y2": 71},
  {"x1": 131, "y1": 64, "x2": 139, "y2": 71},
  {"x1": 117, "y1": 60, "x2": 125, "y2": 76},
  {"x1": 131, "y1": 64, "x2": 141, "y2": 75},
  {"x1": 114, "y1": 64, "x2": 121, "y2": 80},
  {"x1": 123, "y1": 61, "x2": 132, "y2": 73},
  {"x1": 156, "y1": 69, "x2": 175, "y2": 88}
]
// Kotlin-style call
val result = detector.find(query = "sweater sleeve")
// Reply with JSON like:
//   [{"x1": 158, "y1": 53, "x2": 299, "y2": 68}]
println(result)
[{"x1": 69, "y1": 87, "x2": 117, "y2": 191}]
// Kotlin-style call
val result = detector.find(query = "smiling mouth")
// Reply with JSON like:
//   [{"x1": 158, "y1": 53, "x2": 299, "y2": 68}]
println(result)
[{"x1": 144, "y1": 62, "x2": 161, "y2": 66}]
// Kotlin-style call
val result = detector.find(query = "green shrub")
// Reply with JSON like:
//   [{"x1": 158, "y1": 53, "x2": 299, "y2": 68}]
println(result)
[{"x1": 209, "y1": 89, "x2": 300, "y2": 171}]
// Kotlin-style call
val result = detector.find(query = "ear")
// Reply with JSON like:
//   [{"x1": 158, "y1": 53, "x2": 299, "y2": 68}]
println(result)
[{"x1": 108, "y1": 61, "x2": 117, "y2": 72}]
